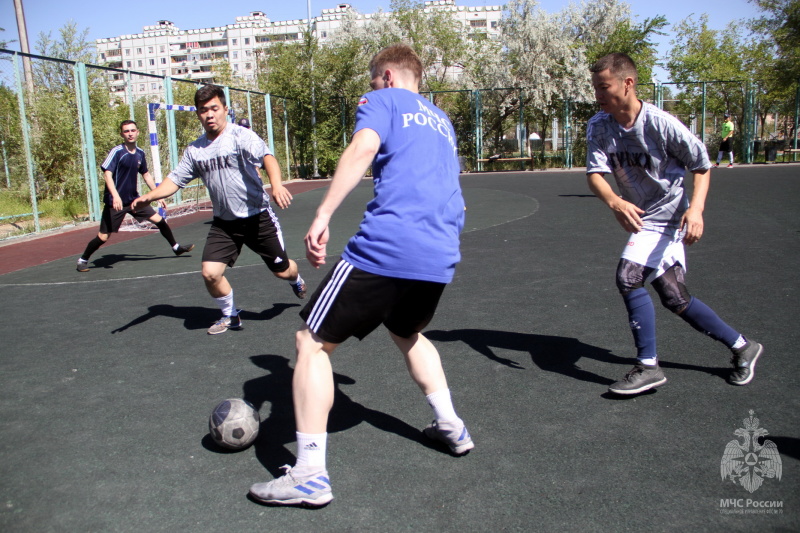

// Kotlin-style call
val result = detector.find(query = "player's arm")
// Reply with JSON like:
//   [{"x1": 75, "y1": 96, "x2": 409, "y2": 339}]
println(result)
[
  {"x1": 131, "y1": 179, "x2": 180, "y2": 211},
  {"x1": 140, "y1": 171, "x2": 167, "y2": 210},
  {"x1": 305, "y1": 128, "x2": 380, "y2": 268},
  {"x1": 587, "y1": 172, "x2": 645, "y2": 233},
  {"x1": 102, "y1": 170, "x2": 124, "y2": 211},
  {"x1": 680, "y1": 169, "x2": 709, "y2": 245},
  {"x1": 263, "y1": 154, "x2": 292, "y2": 209}
]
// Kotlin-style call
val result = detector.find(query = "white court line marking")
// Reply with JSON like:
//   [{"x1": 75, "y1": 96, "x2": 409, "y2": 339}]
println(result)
[{"x1": 0, "y1": 191, "x2": 539, "y2": 288}]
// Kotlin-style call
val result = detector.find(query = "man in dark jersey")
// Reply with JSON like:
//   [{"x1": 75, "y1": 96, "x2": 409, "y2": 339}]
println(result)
[
  {"x1": 76, "y1": 120, "x2": 193, "y2": 272},
  {"x1": 249, "y1": 43, "x2": 473, "y2": 508}
]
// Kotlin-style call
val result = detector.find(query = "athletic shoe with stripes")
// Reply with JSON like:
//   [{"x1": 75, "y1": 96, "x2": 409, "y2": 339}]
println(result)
[
  {"x1": 207, "y1": 312, "x2": 243, "y2": 335},
  {"x1": 292, "y1": 279, "x2": 307, "y2": 299},
  {"x1": 728, "y1": 340, "x2": 763, "y2": 385},
  {"x1": 249, "y1": 465, "x2": 333, "y2": 507},
  {"x1": 423, "y1": 418, "x2": 474, "y2": 455},
  {"x1": 173, "y1": 243, "x2": 195, "y2": 256}
]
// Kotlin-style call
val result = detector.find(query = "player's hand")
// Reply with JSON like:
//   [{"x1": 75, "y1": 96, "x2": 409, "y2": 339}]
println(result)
[
  {"x1": 112, "y1": 195, "x2": 123, "y2": 211},
  {"x1": 157, "y1": 199, "x2": 167, "y2": 210},
  {"x1": 271, "y1": 185, "x2": 293, "y2": 209},
  {"x1": 305, "y1": 218, "x2": 329, "y2": 268},
  {"x1": 130, "y1": 195, "x2": 147, "y2": 211},
  {"x1": 610, "y1": 198, "x2": 645, "y2": 233},
  {"x1": 680, "y1": 207, "x2": 704, "y2": 245}
]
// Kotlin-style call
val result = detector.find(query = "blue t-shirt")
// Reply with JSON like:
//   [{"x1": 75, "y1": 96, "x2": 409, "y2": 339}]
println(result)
[
  {"x1": 101, "y1": 145, "x2": 149, "y2": 206},
  {"x1": 341, "y1": 88, "x2": 465, "y2": 283}
]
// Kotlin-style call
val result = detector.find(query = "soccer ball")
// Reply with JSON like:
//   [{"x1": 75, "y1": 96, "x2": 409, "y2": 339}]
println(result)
[{"x1": 208, "y1": 398, "x2": 260, "y2": 450}]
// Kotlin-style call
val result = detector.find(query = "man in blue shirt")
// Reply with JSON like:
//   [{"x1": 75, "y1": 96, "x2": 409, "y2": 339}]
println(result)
[
  {"x1": 76, "y1": 120, "x2": 193, "y2": 272},
  {"x1": 249, "y1": 43, "x2": 473, "y2": 507}
]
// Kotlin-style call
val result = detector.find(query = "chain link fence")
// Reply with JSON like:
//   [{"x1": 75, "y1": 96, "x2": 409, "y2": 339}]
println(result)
[{"x1": 1, "y1": 48, "x2": 798, "y2": 240}]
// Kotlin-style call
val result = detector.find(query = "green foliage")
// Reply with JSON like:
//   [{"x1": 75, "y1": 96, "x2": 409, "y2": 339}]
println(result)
[{"x1": 586, "y1": 16, "x2": 668, "y2": 83}]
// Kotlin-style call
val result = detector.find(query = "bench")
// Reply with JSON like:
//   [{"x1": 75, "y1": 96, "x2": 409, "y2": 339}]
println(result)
[{"x1": 778, "y1": 148, "x2": 800, "y2": 162}]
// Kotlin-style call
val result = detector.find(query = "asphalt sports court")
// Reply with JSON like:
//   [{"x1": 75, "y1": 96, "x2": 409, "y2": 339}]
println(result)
[{"x1": 0, "y1": 166, "x2": 797, "y2": 531}]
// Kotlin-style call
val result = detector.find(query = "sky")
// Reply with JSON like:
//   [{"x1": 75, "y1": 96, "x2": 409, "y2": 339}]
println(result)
[{"x1": 2, "y1": 0, "x2": 763, "y2": 81}]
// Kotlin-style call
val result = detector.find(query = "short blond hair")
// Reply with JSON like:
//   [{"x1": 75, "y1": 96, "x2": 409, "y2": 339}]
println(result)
[{"x1": 368, "y1": 43, "x2": 423, "y2": 83}]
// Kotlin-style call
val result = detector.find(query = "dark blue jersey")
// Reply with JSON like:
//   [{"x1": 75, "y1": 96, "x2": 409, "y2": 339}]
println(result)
[{"x1": 101, "y1": 145, "x2": 149, "y2": 206}]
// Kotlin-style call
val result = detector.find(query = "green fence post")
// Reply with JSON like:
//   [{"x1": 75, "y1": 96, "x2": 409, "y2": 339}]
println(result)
[
  {"x1": 74, "y1": 63, "x2": 96, "y2": 222},
  {"x1": 283, "y1": 97, "x2": 291, "y2": 179},
  {"x1": 264, "y1": 93, "x2": 275, "y2": 155},
  {"x1": 246, "y1": 91, "x2": 253, "y2": 125},
  {"x1": 564, "y1": 99, "x2": 573, "y2": 169},
  {"x1": 474, "y1": 89, "x2": 483, "y2": 172},
  {"x1": 794, "y1": 80, "x2": 799, "y2": 160},
  {"x1": 701, "y1": 82, "x2": 707, "y2": 145},
  {"x1": 13, "y1": 54, "x2": 40, "y2": 232},
  {"x1": 76, "y1": 62, "x2": 101, "y2": 223},
  {"x1": 2, "y1": 140, "x2": 9, "y2": 188}
]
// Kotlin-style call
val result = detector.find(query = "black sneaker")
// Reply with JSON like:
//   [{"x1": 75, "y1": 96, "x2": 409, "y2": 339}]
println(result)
[
  {"x1": 174, "y1": 243, "x2": 195, "y2": 256},
  {"x1": 76, "y1": 259, "x2": 90, "y2": 272},
  {"x1": 608, "y1": 364, "x2": 667, "y2": 395},
  {"x1": 728, "y1": 340, "x2": 763, "y2": 385}
]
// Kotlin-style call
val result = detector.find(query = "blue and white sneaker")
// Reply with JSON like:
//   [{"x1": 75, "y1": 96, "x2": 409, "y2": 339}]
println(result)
[
  {"x1": 249, "y1": 465, "x2": 333, "y2": 507},
  {"x1": 423, "y1": 418, "x2": 474, "y2": 455}
]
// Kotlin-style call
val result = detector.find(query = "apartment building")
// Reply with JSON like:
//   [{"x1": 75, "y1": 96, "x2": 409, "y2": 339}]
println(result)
[{"x1": 95, "y1": 0, "x2": 502, "y2": 98}]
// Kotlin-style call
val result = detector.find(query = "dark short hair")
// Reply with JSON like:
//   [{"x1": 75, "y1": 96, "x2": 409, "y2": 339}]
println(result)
[
  {"x1": 237, "y1": 118, "x2": 251, "y2": 128},
  {"x1": 195, "y1": 84, "x2": 226, "y2": 108},
  {"x1": 590, "y1": 53, "x2": 638, "y2": 85},
  {"x1": 119, "y1": 119, "x2": 138, "y2": 132},
  {"x1": 368, "y1": 43, "x2": 423, "y2": 83}
]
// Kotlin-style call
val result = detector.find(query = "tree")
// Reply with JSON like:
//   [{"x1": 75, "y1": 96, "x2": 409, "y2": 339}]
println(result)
[{"x1": 749, "y1": 0, "x2": 800, "y2": 89}]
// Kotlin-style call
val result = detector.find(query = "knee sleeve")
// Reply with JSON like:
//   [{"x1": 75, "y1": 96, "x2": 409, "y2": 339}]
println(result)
[
  {"x1": 651, "y1": 263, "x2": 691, "y2": 313},
  {"x1": 616, "y1": 259, "x2": 652, "y2": 295}
]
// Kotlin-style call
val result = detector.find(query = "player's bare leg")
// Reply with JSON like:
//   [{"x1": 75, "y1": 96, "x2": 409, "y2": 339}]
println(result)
[
  {"x1": 391, "y1": 331, "x2": 474, "y2": 455},
  {"x1": 203, "y1": 261, "x2": 242, "y2": 334},
  {"x1": 249, "y1": 326, "x2": 335, "y2": 507}
]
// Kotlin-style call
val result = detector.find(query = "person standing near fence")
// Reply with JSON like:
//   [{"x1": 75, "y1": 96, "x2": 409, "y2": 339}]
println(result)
[
  {"x1": 585, "y1": 53, "x2": 763, "y2": 396},
  {"x1": 76, "y1": 120, "x2": 194, "y2": 273},
  {"x1": 714, "y1": 113, "x2": 735, "y2": 167},
  {"x1": 248, "y1": 43, "x2": 473, "y2": 508},
  {"x1": 130, "y1": 85, "x2": 306, "y2": 335}
]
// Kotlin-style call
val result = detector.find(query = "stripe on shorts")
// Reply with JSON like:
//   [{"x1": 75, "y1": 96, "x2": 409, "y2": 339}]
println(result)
[{"x1": 307, "y1": 260, "x2": 353, "y2": 333}]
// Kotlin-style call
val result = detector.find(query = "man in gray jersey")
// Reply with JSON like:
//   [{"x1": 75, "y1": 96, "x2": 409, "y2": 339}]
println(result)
[
  {"x1": 585, "y1": 53, "x2": 763, "y2": 395},
  {"x1": 132, "y1": 85, "x2": 306, "y2": 335}
]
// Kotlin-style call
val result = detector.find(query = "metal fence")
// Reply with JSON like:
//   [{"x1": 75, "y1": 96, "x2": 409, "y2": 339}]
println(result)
[{"x1": 1, "y1": 48, "x2": 798, "y2": 240}]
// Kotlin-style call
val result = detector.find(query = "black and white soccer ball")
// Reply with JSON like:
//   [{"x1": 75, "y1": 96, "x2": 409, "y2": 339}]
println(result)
[{"x1": 208, "y1": 398, "x2": 260, "y2": 450}]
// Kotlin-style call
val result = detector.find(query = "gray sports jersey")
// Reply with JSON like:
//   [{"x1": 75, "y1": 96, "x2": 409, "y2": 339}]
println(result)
[
  {"x1": 168, "y1": 124, "x2": 272, "y2": 220},
  {"x1": 586, "y1": 101, "x2": 711, "y2": 230}
]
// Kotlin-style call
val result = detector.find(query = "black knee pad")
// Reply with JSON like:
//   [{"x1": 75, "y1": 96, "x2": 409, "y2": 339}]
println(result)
[
  {"x1": 616, "y1": 259, "x2": 652, "y2": 294},
  {"x1": 652, "y1": 263, "x2": 691, "y2": 313}
]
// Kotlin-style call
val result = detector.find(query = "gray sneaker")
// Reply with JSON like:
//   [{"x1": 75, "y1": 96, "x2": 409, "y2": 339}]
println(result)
[
  {"x1": 249, "y1": 465, "x2": 333, "y2": 507},
  {"x1": 174, "y1": 243, "x2": 195, "y2": 256},
  {"x1": 728, "y1": 340, "x2": 763, "y2": 385},
  {"x1": 207, "y1": 312, "x2": 243, "y2": 335},
  {"x1": 608, "y1": 364, "x2": 667, "y2": 395},
  {"x1": 423, "y1": 418, "x2": 474, "y2": 455},
  {"x1": 76, "y1": 259, "x2": 90, "y2": 272}
]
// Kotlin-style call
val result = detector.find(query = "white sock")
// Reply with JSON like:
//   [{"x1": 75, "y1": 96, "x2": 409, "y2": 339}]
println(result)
[
  {"x1": 732, "y1": 336, "x2": 746, "y2": 350},
  {"x1": 213, "y1": 290, "x2": 236, "y2": 317},
  {"x1": 638, "y1": 356, "x2": 658, "y2": 366},
  {"x1": 426, "y1": 389, "x2": 458, "y2": 422},
  {"x1": 288, "y1": 274, "x2": 303, "y2": 286},
  {"x1": 295, "y1": 431, "x2": 327, "y2": 469}
]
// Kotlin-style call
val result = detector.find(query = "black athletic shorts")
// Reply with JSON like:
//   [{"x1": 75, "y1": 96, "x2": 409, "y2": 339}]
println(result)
[
  {"x1": 300, "y1": 259, "x2": 447, "y2": 344},
  {"x1": 720, "y1": 138, "x2": 732, "y2": 152},
  {"x1": 202, "y1": 209, "x2": 290, "y2": 272},
  {"x1": 99, "y1": 203, "x2": 158, "y2": 233}
]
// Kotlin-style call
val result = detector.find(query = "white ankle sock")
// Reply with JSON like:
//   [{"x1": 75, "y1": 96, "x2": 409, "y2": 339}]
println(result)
[
  {"x1": 426, "y1": 389, "x2": 458, "y2": 422},
  {"x1": 295, "y1": 432, "x2": 327, "y2": 469},
  {"x1": 213, "y1": 290, "x2": 235, "y2": 317}
]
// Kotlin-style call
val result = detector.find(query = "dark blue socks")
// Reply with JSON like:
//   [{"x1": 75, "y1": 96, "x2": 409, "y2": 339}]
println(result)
[{"x1": 623, "y1": 288, "x2": 657, "y2": 360}]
